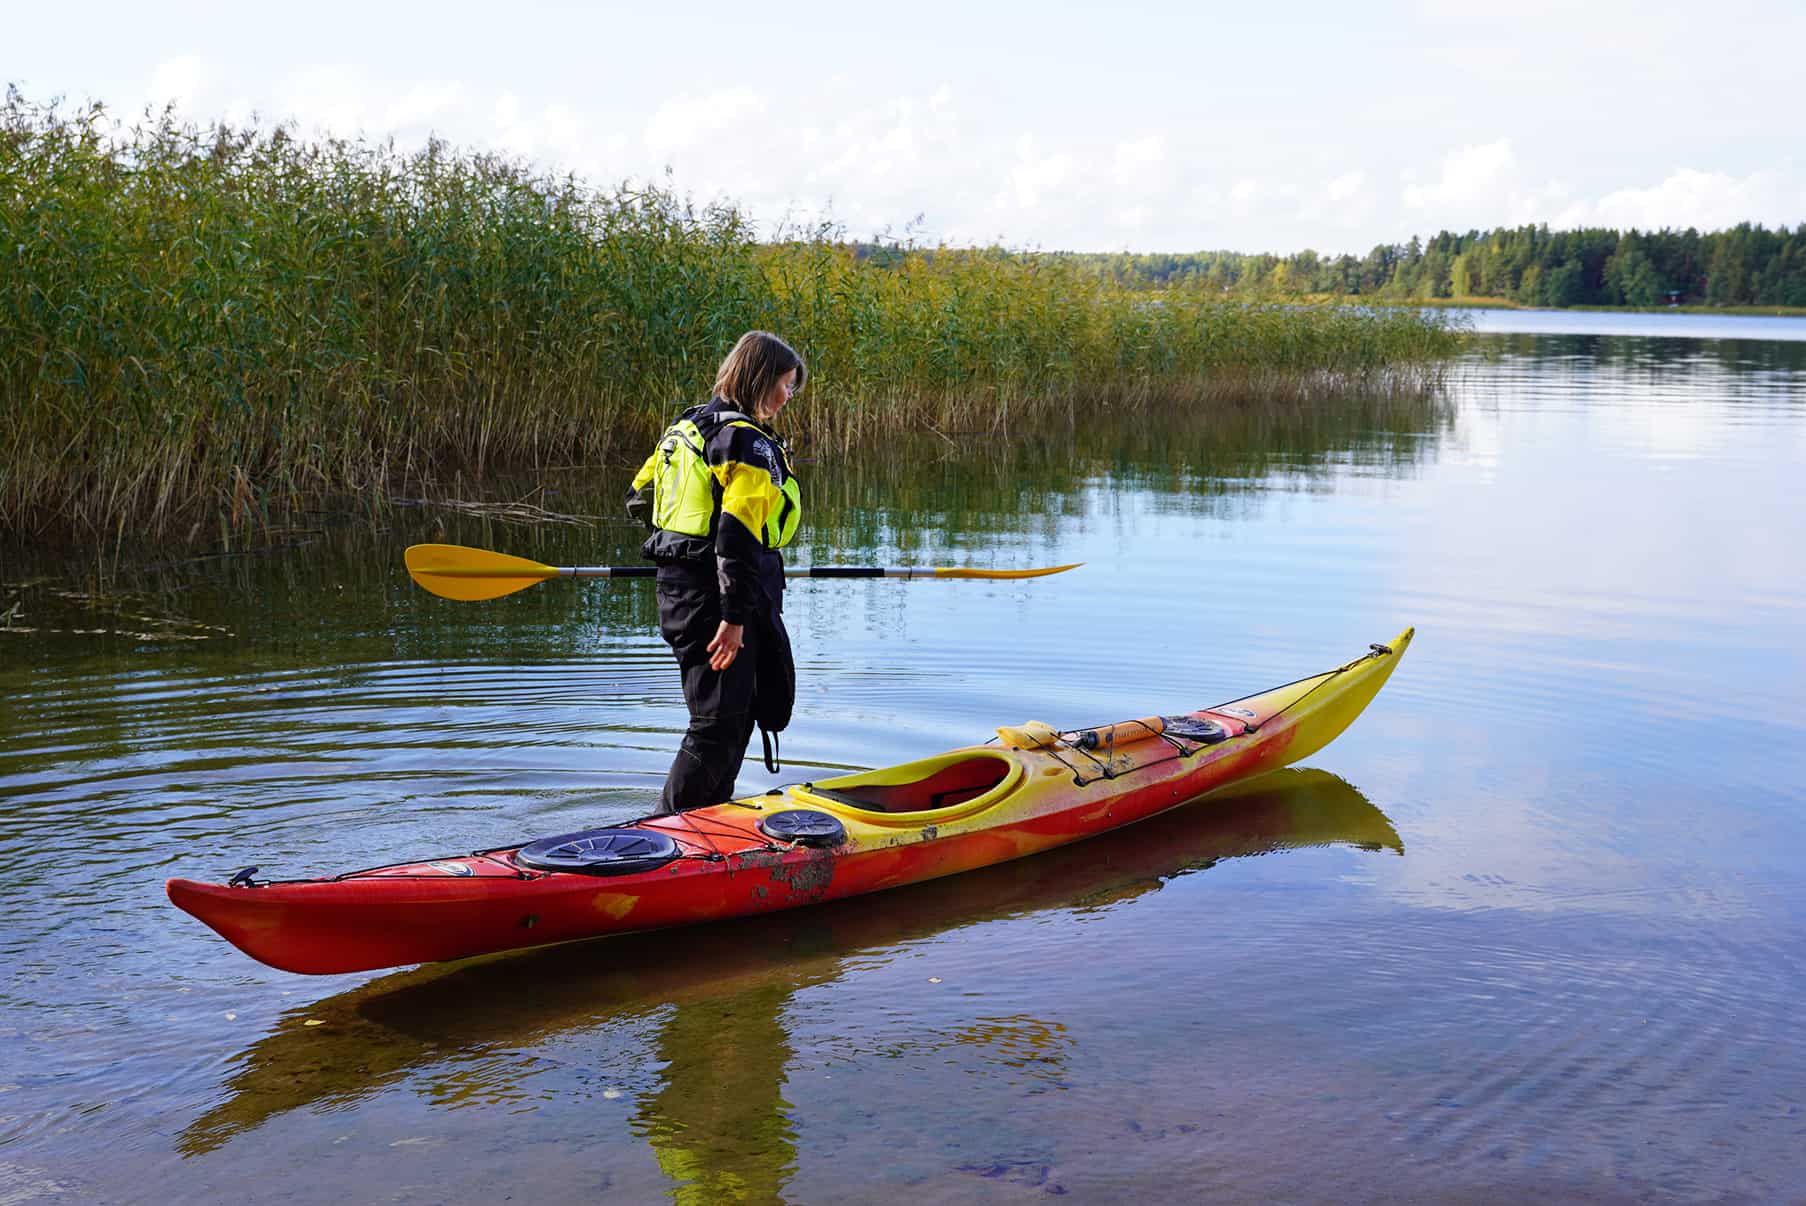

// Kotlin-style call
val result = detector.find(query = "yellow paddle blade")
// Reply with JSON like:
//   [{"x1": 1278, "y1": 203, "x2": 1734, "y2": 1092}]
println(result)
[
  {"x1": 404, "y1": 544, "x2": 559, "y2": 601},
  {"x1": 932, "y1": 563, "x2": 1084, "y2": 580}
]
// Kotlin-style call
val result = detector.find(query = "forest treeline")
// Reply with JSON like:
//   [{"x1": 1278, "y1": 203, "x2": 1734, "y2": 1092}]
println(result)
[{"x1": 1062, "y1": 224, "x2": 1806, "y2": 308}]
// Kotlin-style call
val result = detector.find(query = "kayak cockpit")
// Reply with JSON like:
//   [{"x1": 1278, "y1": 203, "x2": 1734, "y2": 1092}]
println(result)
[{"x1": 799, "y1": 749, "x2": 1022, "y2": 819}]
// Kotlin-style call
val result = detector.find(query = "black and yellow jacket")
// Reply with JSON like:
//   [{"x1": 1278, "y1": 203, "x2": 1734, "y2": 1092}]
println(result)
[{"x1": 627, "y1": 399, "x2": 800, "y2": 625}]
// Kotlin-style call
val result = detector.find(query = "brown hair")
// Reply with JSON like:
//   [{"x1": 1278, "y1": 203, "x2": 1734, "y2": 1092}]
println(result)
[{"x1": 712, "y1": 331, "x2": 807, "y2": 419}]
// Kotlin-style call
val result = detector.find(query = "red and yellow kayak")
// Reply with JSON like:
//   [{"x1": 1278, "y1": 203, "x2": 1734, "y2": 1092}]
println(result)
[{"x1": 168, "y1": 628, "x2": 1412, "y2": 974}]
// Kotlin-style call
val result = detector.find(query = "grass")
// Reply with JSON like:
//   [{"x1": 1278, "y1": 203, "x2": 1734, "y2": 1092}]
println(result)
[{"x1": 0, "y1": 91, "x2": 1464, "y2": 545}]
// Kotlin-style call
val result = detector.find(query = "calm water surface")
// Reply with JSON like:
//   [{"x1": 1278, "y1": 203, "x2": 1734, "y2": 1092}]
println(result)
[
  {"x1": 3, "y1": 313, "x2": 1805, "y2": 1203},
  {"x1": 1464, "y1": 306, "x2": 1806, "y2": 342}
]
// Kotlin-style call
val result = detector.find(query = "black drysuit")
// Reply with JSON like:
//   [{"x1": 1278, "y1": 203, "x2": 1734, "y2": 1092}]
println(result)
[{"x1": 627, "y1": 400, "x2": 798, "y2": 813}]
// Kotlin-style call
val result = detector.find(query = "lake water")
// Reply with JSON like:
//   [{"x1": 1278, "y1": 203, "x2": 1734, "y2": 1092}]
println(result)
[
  {"x1": 3, "y1": 312, "x2": 1805, "y2": 1203},
  {"x1": 1464, "y1": 305, "x2": 1806, "y2": 342}
]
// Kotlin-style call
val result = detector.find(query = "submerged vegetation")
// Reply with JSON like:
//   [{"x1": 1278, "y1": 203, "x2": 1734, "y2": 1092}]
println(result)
[{"x1": 0, "y1": 91, "x2": 1461, "y2": 543}]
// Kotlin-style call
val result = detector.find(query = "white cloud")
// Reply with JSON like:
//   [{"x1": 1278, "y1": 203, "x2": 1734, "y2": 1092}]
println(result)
[
  {"x1": 1560, "y1": 168, "x2": 1793, "y2": 232},
  {"x1": 96, "y1": 54, "x2": 1804, "y2": 257},
  {"x1": 1402, "y1": 139, "x2": 1516, "y2": 212},
  {"x1": 1228, "y1": 177, "x2": 1261, "y2": 219},
  {"x1": 1001, "y1": 135, "x2": 1073, "y2": 212},
  {"x1": 384, "y1": 82, "x2": 462, "y2": 131},
  {"x1": 1400, "y1": 141, "x2": 1801, "y2": 240},
  {"x1": 493, "y1": 95, "x2": 596, "y2": 170},
  {"x1": 1223, "y1": 177, "x2": 1309, "y2": 237},
  {"x1": 644, "y1": 89, "x2": 766, "y2": 153},
  {"x1": 280, "y1": 65, "x2": 382, "y2": 137},
  {"x1": 1115, "y1": 205, "x2": 1151, "y2": 230},
  {"x1": 147, "y1": 55, "x2": 207, "y2": 109},
  {"x1": 819, "y1": 96, "x2": 925, "y2": 182},
  {"x1": 1399, "y1": 141, "x2": 1573, "y2": 234},
  {"x1": 1101, "y1": 136, "x2": 1174, "y2": 235},
  {"x1": 494, "y1": 91, "x2": 521, "y2": 129},
  {"x1": 1326, "y1": 171, "x2": 1366, "y2": 202},
  {"x1": 1297, "y1": 170, "x2": 1379, "y2": 237},
  {"x1": 767, "y1": 88, "x2": 970, "y2": 240},
  {"x1": 1114, "y1": 134, "x2": 1163, "y2": 172}
]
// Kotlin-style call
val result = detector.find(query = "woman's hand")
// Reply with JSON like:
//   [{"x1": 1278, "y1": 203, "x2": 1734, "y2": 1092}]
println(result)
[{"x1": 707, "y1": 621, "x2": 744, "y2": 671}]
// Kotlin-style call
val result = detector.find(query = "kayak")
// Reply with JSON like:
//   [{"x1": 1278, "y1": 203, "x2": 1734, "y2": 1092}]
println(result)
[
  {"x1": 179, "y1": 768, "x2": 1396, "y2": 1156},
  {"x1": 168, "y1": 627, "x2": 1413, "y2": 975}
]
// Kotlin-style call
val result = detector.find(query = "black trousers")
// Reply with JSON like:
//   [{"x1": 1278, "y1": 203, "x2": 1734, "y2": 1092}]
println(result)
[{"x1": 655, "y1": 578, "x2": 762, "y2": 814}]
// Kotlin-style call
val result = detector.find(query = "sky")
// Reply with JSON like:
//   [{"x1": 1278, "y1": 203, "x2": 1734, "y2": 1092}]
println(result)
[{"x1": 5, "y1": 0, "x2": 1803, "y2": 255}]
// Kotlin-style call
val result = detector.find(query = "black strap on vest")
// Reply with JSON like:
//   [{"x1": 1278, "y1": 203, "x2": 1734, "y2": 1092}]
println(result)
[{"x1": 760, "y1": 726, "x2": 781, "y2": 774}]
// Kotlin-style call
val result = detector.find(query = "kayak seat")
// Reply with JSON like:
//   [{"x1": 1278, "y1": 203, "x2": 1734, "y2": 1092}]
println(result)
[{"x1": 809, "y1": 755, "x2": 1013, "y2": 814}]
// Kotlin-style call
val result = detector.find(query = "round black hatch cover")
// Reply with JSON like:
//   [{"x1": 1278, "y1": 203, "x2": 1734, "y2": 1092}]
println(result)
[
  {"x1": 1163, "y1": 716, "x2": 1230, "y2": 743},
  {"x1": 514, "y1": 828, "x2": 681, "y2": 876},
  {"x1": 758, "y1": 809, "x2": 847, "y2": 848}
]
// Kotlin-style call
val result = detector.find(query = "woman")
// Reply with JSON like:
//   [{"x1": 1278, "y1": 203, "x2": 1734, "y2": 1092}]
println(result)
[{"x1": 627, "y1": 331, "x2": 805, "y2": 813}]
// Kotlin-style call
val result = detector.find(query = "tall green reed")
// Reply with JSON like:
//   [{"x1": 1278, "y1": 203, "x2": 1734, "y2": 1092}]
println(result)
[{"x1": 0, "y1": 92, "x2": 1462, "y2": 543}]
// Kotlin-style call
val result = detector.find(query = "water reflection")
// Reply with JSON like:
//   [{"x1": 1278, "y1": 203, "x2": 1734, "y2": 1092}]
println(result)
[
  {"x1": 638, "y1": 979, "x2": 799, "y2": 1204},
  {"x1": 178, "y1": 768, "x2": 1398, "y2": 1200},
  {"x1": 799, "y1": 389, "x2": 1456, "y2": 556},
  {"x1": 0, "y1": 388, "x2": 1453, "y2": 632},
  {"x1": 1464, "y1": 307, "x2": 1806, "y2": 346},
  {"x1": 1469, "y1": 331, "x2": 1806, "y2": 397}
]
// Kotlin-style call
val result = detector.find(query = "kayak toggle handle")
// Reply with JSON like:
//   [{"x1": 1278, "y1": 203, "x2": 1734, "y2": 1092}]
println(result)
[
  {"x1": 1370, "y1": 643, "x2": 1393, "y2": 656},
  {"x1": 228, "y1": 866, "x2": 261, "y2": 888}
]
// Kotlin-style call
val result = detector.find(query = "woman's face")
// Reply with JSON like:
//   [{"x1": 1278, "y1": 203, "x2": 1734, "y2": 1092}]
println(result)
[{"x1": 760, "y1": 369, "x2": 800, "y2": 419}]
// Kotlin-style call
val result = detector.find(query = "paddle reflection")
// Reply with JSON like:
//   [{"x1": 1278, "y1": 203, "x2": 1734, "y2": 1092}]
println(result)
[{"x1": 180, "y1": 769, "x2": 1400, "y2": 1199}]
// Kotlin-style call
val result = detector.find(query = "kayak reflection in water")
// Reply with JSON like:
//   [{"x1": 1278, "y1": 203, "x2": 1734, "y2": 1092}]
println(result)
[
  {"x1": 176, "y1": 770, "x2": 1399, "y2": 1202},
  {"x1": 626, "y1": 331, "x2": 806, "y2": 814}
]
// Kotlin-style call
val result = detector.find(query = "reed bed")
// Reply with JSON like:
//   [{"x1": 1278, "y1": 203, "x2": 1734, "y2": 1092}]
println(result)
[{"x1": 0, "y1": 92, "x2": 1463, "y2": 542}]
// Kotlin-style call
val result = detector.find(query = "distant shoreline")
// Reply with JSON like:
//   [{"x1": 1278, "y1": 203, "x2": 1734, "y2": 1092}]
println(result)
[{"x1": 1066, "y1": 224, "x2": 1806, "y2": 312}]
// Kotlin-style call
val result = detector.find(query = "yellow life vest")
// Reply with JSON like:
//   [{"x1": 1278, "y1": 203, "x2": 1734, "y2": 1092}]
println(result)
[{"x1": 650, "y1": 412, "x2": 801, "y2": 549}]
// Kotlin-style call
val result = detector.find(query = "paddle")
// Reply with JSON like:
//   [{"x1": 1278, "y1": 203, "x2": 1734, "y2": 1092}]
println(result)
[{"x1": 405, "y1": 543, "x2": 1083, "y2": 601}]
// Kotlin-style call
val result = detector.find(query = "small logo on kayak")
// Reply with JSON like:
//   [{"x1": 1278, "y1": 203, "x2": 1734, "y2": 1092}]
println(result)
[
  {"x1": 428, "y1": 861, "x2": 474, "y2": 877},
  {"x1": 1221, "y1": 706, "x2": 1258, "y2": 720}
]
